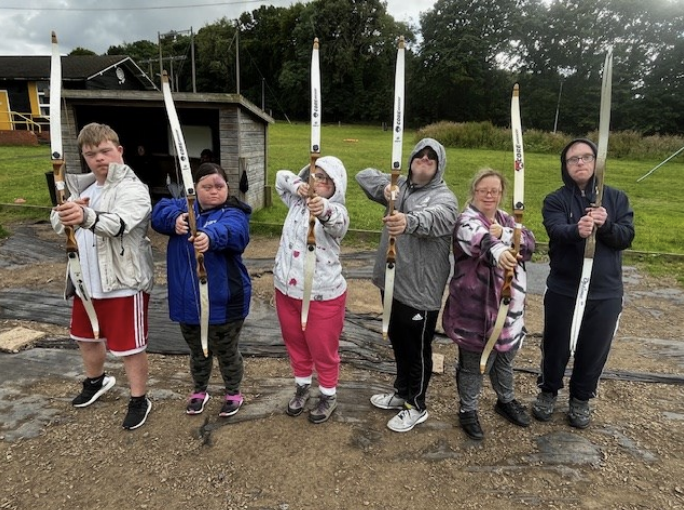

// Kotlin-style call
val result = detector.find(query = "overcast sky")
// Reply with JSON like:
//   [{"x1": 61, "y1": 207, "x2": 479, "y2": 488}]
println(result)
[{"x1": 0, "y1": 0, "x2": 435, "y2": 56}]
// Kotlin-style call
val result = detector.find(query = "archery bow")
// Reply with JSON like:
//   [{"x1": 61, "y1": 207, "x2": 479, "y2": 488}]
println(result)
[
  {"x1": 479, "y1": 83, "x2": 524, "y2": 374},
  {"x1": 569, "y1": 47, "x2": 613, "y2": 356},
  {"x1": 301, "y1": 37, "x2": 321, "y2": 331},
  {"x1": 161, "y1": 71, "x2": 209, "y2": 357},
  {"x1": 50, "y1": 31, "x2": 100, "y2": 339},
  {"x1": 382, "y1": 36, "x2": 405, "y2": 341}
]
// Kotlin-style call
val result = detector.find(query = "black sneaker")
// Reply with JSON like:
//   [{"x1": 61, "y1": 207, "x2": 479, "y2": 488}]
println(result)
[
  {"x1": 72, "y1": 374, "x2": 116, "y2": 408},
  {"x1": 218, "y1": 394, "x2": 244, "y2": 417},
  {"x1": 122, "y1": 396, "x2": 152, "y2": 430},
  {"x1": 494, "y1": 399, "x2": 531, "y2": 427},
  {"x1": 459, "y1": 410, "x2": 484, "y2": 440}
]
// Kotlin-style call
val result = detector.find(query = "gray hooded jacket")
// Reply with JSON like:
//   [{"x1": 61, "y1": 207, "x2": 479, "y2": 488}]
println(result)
[{"x1": 356, "y1": 138, "x2": 458, "y2": 311}]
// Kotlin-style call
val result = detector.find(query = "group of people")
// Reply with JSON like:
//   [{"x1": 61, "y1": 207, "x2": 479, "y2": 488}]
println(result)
[{"x1": 51, "y1": 123, "x2": 634, "y2": 436}]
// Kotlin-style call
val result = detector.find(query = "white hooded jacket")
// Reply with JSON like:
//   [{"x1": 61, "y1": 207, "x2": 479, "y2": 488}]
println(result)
[
  {"x1": 50, "y1": 163, "x2": 154, "y2": 297},
  {"x1": 273, "y1": 156, "x2": 349, "y2": 301}
]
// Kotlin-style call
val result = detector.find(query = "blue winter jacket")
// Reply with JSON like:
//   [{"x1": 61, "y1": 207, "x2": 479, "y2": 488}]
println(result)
[{"x1": 152, "y1": 196, "x2": 252, "y2": 324}]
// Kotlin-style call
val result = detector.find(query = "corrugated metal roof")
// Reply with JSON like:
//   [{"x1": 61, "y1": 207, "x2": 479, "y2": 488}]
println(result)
[{"x1": 0, "y1": 55, "x2": 157, "y2": 90}]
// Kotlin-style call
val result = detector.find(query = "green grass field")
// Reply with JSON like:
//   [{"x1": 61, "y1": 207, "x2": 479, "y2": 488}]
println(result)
[
  {"x1": 1, "y1": 123, "x2": 683, "y2": 259},
  {"x1": 256, "y1": 122, "x2": 684, "y2": 257}
]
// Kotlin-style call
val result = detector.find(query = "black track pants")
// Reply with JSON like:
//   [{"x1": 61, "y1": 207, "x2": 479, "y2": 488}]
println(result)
[
  {"x1": 538, "y1": 290, "x2": 622, "y2": 401},
  {"x1": 387, "y1": 299, "x2": 439, "y2": 411}
]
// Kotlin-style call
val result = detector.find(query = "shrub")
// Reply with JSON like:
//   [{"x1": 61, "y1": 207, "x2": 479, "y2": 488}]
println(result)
[{"x1": 417, "y1": 122, "x2": 684, "y2": 161}]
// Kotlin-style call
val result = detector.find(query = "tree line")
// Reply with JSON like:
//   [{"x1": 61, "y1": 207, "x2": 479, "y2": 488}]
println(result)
[{"x1": 92, "y1": 0, "x2": 684, "y2": 136}]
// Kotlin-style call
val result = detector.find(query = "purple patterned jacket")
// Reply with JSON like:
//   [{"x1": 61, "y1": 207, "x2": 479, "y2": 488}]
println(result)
[{"x1": 441, "y1": 204, "x2": 535, "y2": 353}]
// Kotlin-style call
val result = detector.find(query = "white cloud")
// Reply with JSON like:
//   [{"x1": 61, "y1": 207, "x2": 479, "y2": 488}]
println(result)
[{"x1": 0, "y1": 0, "x2": 435, "y2": 56}]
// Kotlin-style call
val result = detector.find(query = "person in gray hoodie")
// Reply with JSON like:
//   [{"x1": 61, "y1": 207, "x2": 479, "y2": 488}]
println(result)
[{"x1": 356, "y1": 138, "x2": 458, "y2": 432}]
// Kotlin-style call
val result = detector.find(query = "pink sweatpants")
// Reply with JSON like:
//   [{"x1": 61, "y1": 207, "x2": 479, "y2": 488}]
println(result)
[{"x1": 275, "y1": 289, "x2": 346, "y2": 389}]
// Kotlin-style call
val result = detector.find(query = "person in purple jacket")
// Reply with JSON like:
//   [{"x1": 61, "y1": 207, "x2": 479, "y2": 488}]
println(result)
[
  {"x1": 442, "y1": 168, "x2": 535, "y2": 440},
  {"x1": 152, "y1": 163, "x2": 252, "y2": 418}
]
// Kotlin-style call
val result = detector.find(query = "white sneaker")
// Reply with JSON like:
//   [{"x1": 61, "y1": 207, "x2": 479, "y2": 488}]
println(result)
[
  {"x1": 387, "y1": 406, "x2": 428, "y2": 433},
  {"x1": 370, "y1": 392, "x2": 406, "y2": 410},
  {"x1": 387, "y1": 407, "x2": 428, "y2": 432}
]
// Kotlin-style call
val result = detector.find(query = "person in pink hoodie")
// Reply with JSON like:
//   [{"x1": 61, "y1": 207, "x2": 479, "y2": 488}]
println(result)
[
  {"x1": 273, "y1": 156, "x2": 349, "y2": 424},
  {"x1": 442, "y1": 168, "x2": 535, "y2": 440}
]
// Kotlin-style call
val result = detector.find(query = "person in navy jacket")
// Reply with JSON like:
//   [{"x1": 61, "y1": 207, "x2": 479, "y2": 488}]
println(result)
[
  {"x1": 152, "y1": 162, "x2": 252, "y2": 418},
  {"x1": 533, "y1": 138, "x2": 634, "y2": 429}
]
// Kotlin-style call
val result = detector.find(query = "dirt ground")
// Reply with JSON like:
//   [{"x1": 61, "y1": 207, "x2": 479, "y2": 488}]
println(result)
[{"x1": 1, "y1": 225, "x2": 683, "y2": 510}]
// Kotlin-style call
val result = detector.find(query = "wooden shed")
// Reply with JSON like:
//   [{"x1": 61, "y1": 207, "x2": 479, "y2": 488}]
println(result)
[{"x1": 59, "y1": 89, "x2": 273, "y2": 210}]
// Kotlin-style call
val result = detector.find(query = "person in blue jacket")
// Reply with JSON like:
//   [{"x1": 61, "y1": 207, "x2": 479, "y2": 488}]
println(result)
[
  {"x1": 152, "y1": 162, "x2": 252, "y2": 417},
  {"x1": 533, "y1": 138, "x2": 634, "y2": 429}
]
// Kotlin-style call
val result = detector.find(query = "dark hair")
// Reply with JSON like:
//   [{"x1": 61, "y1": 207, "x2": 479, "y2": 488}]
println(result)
[
  {"x1": 200, "y1": 149, "x2": 214, "y2": 162},
  {"x1": 194, "y1": 162, "x2": 228, "y2": 184}
]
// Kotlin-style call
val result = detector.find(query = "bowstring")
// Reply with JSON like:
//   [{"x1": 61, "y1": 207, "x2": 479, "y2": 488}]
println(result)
[{"x1": 172, "y1": 155, "x2": 202, "y2": 318}]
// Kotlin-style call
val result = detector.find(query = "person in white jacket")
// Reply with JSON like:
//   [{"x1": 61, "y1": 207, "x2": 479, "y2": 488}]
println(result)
[
  {"x1": 273, "y1": 156, "x2": 349, "y2": 424},
  {"x1": 51, "y1": 123, "x2": 154, "y2": 431}
]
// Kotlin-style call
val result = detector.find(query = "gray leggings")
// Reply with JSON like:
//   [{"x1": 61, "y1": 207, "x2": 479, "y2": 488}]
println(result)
[{"x1": 456, "y1": 346, "x2": 519, "y2": 413}]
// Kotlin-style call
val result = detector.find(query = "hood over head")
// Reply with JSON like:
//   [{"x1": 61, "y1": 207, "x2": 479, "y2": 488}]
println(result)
[
  {"x1": 407, "y1": 138, "x2": 447, "y2": 186},
  {"x1": 560, "y1": 138, "x2": 597, "y2": 189},
  {"x1": 298, "y1": 155, "x2": 347, "y2": 204}
]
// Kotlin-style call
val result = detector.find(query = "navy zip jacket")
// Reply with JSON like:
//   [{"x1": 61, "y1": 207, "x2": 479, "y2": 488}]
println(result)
[
  {"x1": 152, "y1": 196, "x2": 252, "y2": 324},
  {"x1": 542, "y1": 139, "x2": 635, "y2": 300}
]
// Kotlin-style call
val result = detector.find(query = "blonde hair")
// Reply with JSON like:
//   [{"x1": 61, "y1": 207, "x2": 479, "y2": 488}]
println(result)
[
  {"x1": 77, "y1": 123, "x2": 120, "y2": 149},
  {"x1": 465, "y1": 167, "x2": 507, "y2": 207}
]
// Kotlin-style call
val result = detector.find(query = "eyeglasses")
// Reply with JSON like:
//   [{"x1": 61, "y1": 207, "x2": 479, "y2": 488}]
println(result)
[
  {"x1": 313, "y1": 173, "x2": 331, "y2": 183},
  {"x1": 199, "y1": 183, "x2": 227, "y2": 192},
  {"x1": 566, "y1": 154, "x2": 595, "y2": 165},
  {"x1": 474, "y1": 188, "x2": 502, "y2": 197}
]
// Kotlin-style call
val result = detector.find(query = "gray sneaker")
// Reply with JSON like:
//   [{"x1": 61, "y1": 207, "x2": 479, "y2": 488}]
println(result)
[
  {"x1": 286, "y1": 384, "x2": 311, "y2": 417},
  {"x1": 309, "y1": 394, "x2": 338, "y2": 424},
  {"x1": 567, "y1": 397, "x2": 591, "y2": 429},
  {"x1": 532, "y1": 391, "x2": 557, "y2": 422}
]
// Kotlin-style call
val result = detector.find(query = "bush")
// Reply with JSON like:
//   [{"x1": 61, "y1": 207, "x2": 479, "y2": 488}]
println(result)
[{"x1": 417, "y1": 122, "x2": 684, "y2": 161}]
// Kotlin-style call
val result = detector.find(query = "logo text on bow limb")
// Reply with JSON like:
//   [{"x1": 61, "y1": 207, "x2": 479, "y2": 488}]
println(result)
[
  {"x1": 312, "y1": 91, "x2": 320, "y2": 125},
  {"x1": 175, "y1": 129, "x2": 188, "y2": 161},
  {"x1": 513, "y1": 141, "x2": 525, "y2": 172},
  {"x1": 394, "y1": 100, "x2": 403, "y2": 132}
]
